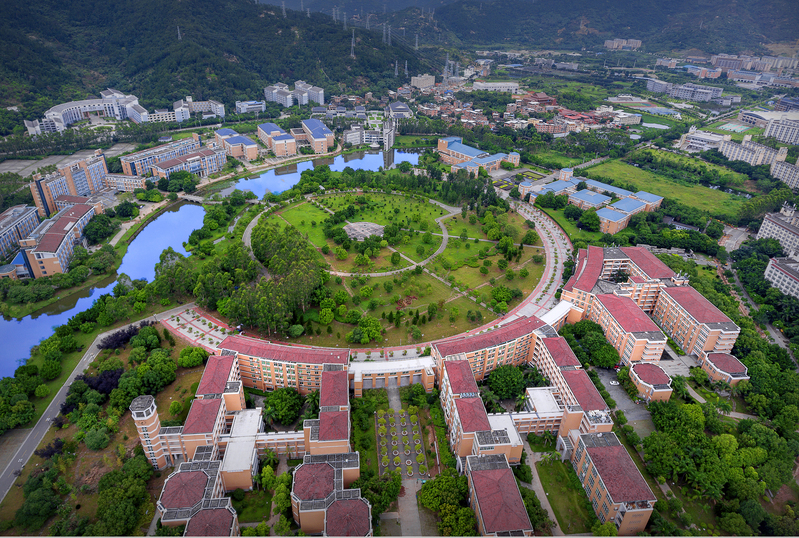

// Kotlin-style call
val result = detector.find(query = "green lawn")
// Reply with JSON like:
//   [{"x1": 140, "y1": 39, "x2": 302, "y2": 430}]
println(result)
[
  {"x1": 394, "y1": 135, "x2": 438, "y2": 148},
  {"x1": 535, "y1": 459, "x2": 595, "y2": 534},
  {"x1": 635, "y1": 148, "x2": 750, "y2": 186},
  {"x1": 585, "y1": 159, "x2": 748, "y2": 218},
  {"x1": 705, "y1": 121, "x2": 763, "y2": 142},
  {"x1": 539, "y1": 207, "x2": 604, "y2": 243},
  {"x1": 319, "y1": 193, "x2": 447, "y2": 233},
  {"x1": 231, "y1": 490, "x2": 273, "y2": 523},
  {"x1": 393, "y1": 232, "x2": 442, "y2": 263},
  {"x1": 276, "y1": 202, "x2": 332, "y2": 248},
  {"x1": 531, "y1": 150, "x2": 580, "y2": 168}
]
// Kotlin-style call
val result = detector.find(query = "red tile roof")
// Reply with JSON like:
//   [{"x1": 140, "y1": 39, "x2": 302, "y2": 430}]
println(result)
[
  {"x1": 59, "y1": 204, "x2": 93, "y2": 219},
  {"x1": 631, "y1": 363, "x2": 671, "y2": 386},
  {"x1": 566, "y1": 246, "x2": 604, "y2": 292},
  {"x1": 444, "y1": 360, "x2": 479, "y2": 395},
  {"x1": 325, "y1": 498, "x2": 371, "y2": 536},
  {"x1": 320, "y1": 370, "x2": 349, "y2": 407},
  {"x1": 707, "y1": 353, "x2": 747, "y2": 375},
  {"x1": 35, "y1": 231, "x2": 71, "y2": 253},
  {"x1": 196, "y1": 355, "x2": 235, "y2": 395},
  {"x1": 455, "y1": 397, "x2": 491, "y2": 433},
  {"x1": 621, "y1": 247, "x2": 675, "y2": 279},
  {"x1": 220, "y1": 335, "x2": 349, "y2": 364},
  {"x1": 183, "y1": 398, "x2": 222, "y2": 434},
  {"x1": 470, "y1": 467, "x2": 533, "y2": 534},
  {"x1": 318, "y1": 410, "x2": 349, "y2": 441},
  {"x1": 184, "y1": 507, "x2": 234, "y2": 536},
  {"x1": 630, "y1": 276, "x2": 647, "y2": 284},
  {"x1": 435, "y1": 316, "x2": 544, "y2": 357},
  {"x1": 292, "y1": 463, "x2": 335, "y2": 500},
  {"x1": 55, "y1": 195, "x2": 90, "y2": 204},
  {"x1": 159, "y1": 470, "x2": 209, "y2": 509},
  {"x1": 543, "y1": 337, "x2": 581, "y2": 367},
  {"x1": 155, "y1": 148, "x2": 217, "y2": 170},
  {"x1": 562, "y1": 370, "x2": 607, "y2": 411},
  {"x1": 586, "y1": 444, "x2": 656, "y2": 503},
  {"x1": 662, "y1": 286, "x2": 733, "y2": 324},
  {"x1": 596, "y1": 294, "x2": 662, "y2": 333}
]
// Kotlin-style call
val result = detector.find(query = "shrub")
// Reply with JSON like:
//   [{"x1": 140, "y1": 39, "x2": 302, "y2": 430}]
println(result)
[
  {"x1": 416, "y1": 453, "x2": 425, "y2": 464},
  {"x1": 232, "y1": 488, "x2": 246, "y2": 502}
]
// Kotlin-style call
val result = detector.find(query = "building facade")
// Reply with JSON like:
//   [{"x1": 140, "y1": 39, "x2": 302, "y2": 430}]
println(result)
[
  {"x1": 720, "y1": 136, "x2": 788, "y2": 166},
  {"x1": 30, "y1": 151, "x2": 109, "y2": 217},
  {"x1": 756, "y1": 205, "x2": 799, "y2": 257},
  {"x1": 765, "y1": 116, "x2": 799, "y2": 144},
  {"x1": 0, "y1": 205, "x2": 40, "y2": 258},
  {"x1": 24, "y1": 89, "x2": 147, "y2": 135},
  {"x1": 20, "y1": 204, "x2": 95, "y2": 278},
  {"x1": 120, "y1": 134, "x2": 202, "y2": 176},
  {"x1": 151, "y1": 148, "x2": 227, "y2": 179},
  {"x1": 764, "y1": 257, "x2": 799, "y2": 299}
]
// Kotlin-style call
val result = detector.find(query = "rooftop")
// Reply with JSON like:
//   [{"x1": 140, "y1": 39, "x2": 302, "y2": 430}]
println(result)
[
  {"x1": 585, "y1": 179, "x2": 633, "y2": 198},
  {"x1": 292, "y1": 462, "x2": 336, "y2": 500},
  {"x1": 610, "y1": 197, "x2": 648, "y2": 214},
  {"x1": 468, "y1": 459, "x2": 533, "y2": 534},
  {"x1": 443, "y1": 139, "x2": 487, "y2": 159},
  {"x1": 435, "y1": 316, "x2": 545, "y2": 358},
  {"x1": 661, "y1": 286, "x2": 734, "y2": 325},
  {"x1": 154, "y1": 148, "x2": 219, "y2": 171},
  {"x1": 216, "y1": 128, "x2": 238, "y2": 137},
  {"x1": 597, "y1": 207, "x2": 629, "y2": 223},
  {"x1": 595, "y1": 294, "x2": 663, "y2": 334},
  {"x1": 224, "y1": 135, "x2": 257, "y2": 147},
  {"x1": 183, "y1": 398, "x2": 222, "y2": 435},
  {"x1": 444, "y1": 360, "x2": 479, "y2": 395},
  {"x1": 219, "y1": 336, "x2": 349, "y2": 364},
  {"x1": 562, "y1": 370, "x2": 608, "y2": 412},
  {"x1": 320, "y1": 370, "x2": 349, "y2": 407},
  {"x1": 585, "y1": 438, "x2": 656, "y2": 503},
  {"x1": 706, "y1": 353, "x2": 747, "y2": 375},
  {"x1": 258, "y1": 123, "x2": 286, "y2": 135},
  {"x1": 196, "y1": 355, "x2": 235, "y2": 395},
  {"x1": 160, "y1": 470, "x2": 211, "y2": 509},
  {"x1": 302, "y1": 118, "x2": 333, "y2": 139},
  {"x1": 455, "y1": 397, "x2": 491, "y2": 433},
  {"x1": 543, "y1": 337, "x2": 581, "y2": 368},
  {"x1": 631, "y1": 363, "x2": 671, "y2": 386},
  {"x1": 318, "y1": 410, "x2": 349, "y2": 441},
  {"x1": 325, "y1": 498, "x2": 372, "y2": 536},
  {"x1": 570, "y1": 190, "x2": 611, "y2": 205},
  {"x1": 634, "y1": 191, "x2": 664, "y2": 203},
  {"x1": 184, "y1": 506, "x2": 235, "y2": 537},
  {"x1": 564, "y1": 246, "x2": 604, "y2": 292},
  {"x1": 621, "y1": 247, "x2": 675, "y2": 279}
]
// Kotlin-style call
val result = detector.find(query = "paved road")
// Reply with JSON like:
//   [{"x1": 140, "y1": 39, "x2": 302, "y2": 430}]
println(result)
[{"x1": 0, "y1": 303, "x2": 195, "y2": 507}]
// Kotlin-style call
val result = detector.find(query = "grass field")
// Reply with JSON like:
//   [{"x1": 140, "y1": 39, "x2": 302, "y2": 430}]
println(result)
[
  {"x1": 635, "y1": 148, "x2": 750, "y2": 187},
  {"x1": 393, "y1": 232, "x2": 442, "y2": 263},
  {"x1": 536, "y1": 459, "x2": 595, "y2": 534},
  {"x1": 705, "y1": 121, "x2": 764, "y2": 142},
  {"x1": 320, "y1": 193, "x2": 448, "y2": 232},
  {"x1": 394, "y1": 135, "x2": 438, "y2": 148},
  {"x1": 277, "y1": 202, "x2": 334, "y2": 248},
  {"x1": 531, "y1": 150, "x2": 581, "y2": 168},
  {"x1": 539, "y1": 207, "x2": 604, "y2": 244},
  {"x1": 585, "y1": 159, "x2": 748, "y2": 217}
]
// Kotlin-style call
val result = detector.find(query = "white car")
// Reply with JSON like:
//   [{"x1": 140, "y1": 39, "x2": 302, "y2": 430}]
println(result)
[{"x1": 609, "y1": 381, "x2": 620, "y2": 386}]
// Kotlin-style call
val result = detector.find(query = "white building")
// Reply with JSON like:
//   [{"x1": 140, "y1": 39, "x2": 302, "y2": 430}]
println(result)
[
  {"x1": 765, "y1": 116, "x2": 799, "y2": 145},
  {"x1": 25, "y1": 89, "x2": 147, "y2": 135},
  {"x1": 764, "y1": 257, "x2": 799, "y2": 299},
  {"x1": 295, "y1": 81, "x2": 324, "y2": 105},
  {"x1": 235, "y1": 101, "x2": 266, "y2": 114},
  {"x1": 677, "y1": 127, "x2": 728, "y2": 152},
  {"x1": 172, "y1": 97, "x2": 226, "y2": 122},
  {"x1": 719, "y1": 136, "x2": 788, "y2": 166},
  {"x1": 757, "y1": 204, "x2": 799, "y2": 257},
  {"x1": 411, "y1": 74, "x2": 436, "y2": 89},
  {"x1": 473, "y1": 81, "x2": 519, "y2": 93},
  {"x1": 771, "y1": 161, "x2": 799, "y2": 190}
]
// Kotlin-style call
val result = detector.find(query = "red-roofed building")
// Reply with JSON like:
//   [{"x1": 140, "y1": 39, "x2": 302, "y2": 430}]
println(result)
[
  {"x1": 589, "y1": 294, "x2": 666, "y2": 364},
  {"x1": 620, "y1": 247, "x2": 675, "y2": 280},
  {"x1": 699, "y1": 352, "x2": 750, "y2": 385},
  {"x1": 182, "y1": 399, "x2": 224, "y2": 458},
  {"x1": 440, "y1": 360, "x2": 481, "y2": 435},
  {"x1": 466, "y1": 455, "x2": 534, "y2": 536},
  {"x1": 156, "y1": 461, "x2": 228, "y2": 529},
  {"x1": 653, "y1": 286, "x2": 740, "y2": 356},
  {"x1": 630, "y1": 363, "x2": 672, "y2": 401},
  {"x1": 563, "y1": 432, "x2": 656, "y2": 535},
  {"x1": 561, "y1": 370, "x2": 609, "y2": 414},
  {"x1": 318, "y1": 411, "x2": 350, "y2": 441},
  {"x1": 219, "y1": 335, "x2": 349, "y2": 395},
  {"x1": 451, "y1": 397, "x2": 491, "y2": 457},
  {"x1": 159, "y1": 471, "x2": 213, "y2": 510},
  {"x1": 292, "y1": 462, "x2": 336, "y2": 501},
  {"x1": 20, "y1": 203, "x2": 95, "y2": 279},
  {"x1": 320, "y1": 369, "x2": 350, "y2": 409},
  {"x1": 325, "y1": 498, "x2": 373, "y2": 536},
  {"x1": 433, "y1": 316, "x2": 545, "y2": 382},
  {"x1": 183, "y1": 505, "x2": 238, "y2": 537}
]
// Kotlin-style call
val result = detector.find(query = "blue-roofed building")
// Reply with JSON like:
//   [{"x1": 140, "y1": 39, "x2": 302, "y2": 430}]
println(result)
[
  {"x1": 559, "y1": 167, "x2": 574, "y2": 181},
  {"x1": 438, "y1": 137, "x2": 520, "y2": 173},
  {"x1": 519, "y1": 181, "x2": 534, "y2": 198},
  {"x1": 610, "y1": 197, "x2": 647, "y2": 215},
  {"x1": 539, "y1": 179, "x2": 580, "y2": 196},
  {"x1": 216, "y1": 128, "x2": 238, "y2": 138},
  {"x1": 222, "y1": 135, "x2": 259, "y2": 160},
  {"x1": 311, "y1": 107, "x2": 327, "y2": 115},
  {"x1": 597, "y1": 207, "x2": 631, "y2": 234},
  {"x1": 584, "y1": 179, "x2": 633, "y2": 199},
  {"x1": 386, "y1": 101, "x2": 413, "y2": 118},
  {"x1": 631, "y1": 191, "x2": 664, "y2": 211},
  {"x1": 258, "y1": 123, "x2": 296, "y2": 156},
  {"x1": 569, "y1": 189, "x2": 611, "y2": 210},
  {"x1": 301, "y1": 119, "x2": 334, "y2": 153}
]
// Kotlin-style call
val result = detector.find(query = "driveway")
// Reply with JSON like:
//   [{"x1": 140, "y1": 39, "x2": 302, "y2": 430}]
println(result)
[{"x1": 593, "y1": 367, "x2": 655, "y2": 438}]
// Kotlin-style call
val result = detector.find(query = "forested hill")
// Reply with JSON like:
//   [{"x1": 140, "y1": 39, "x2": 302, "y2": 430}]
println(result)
[
  {"x1": 259, "y1": 0, "x2": 458, "y2": 15},
  {"x1": 0, "y1": 0, "x2": 431, "y2": 120},
  {"x1": 423, "y1": 0, "x2": 799, "y2": 53}
]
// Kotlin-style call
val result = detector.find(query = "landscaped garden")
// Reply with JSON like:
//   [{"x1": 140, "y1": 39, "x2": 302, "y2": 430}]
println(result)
[{"x1": 376, "y1": 406, "x2": 430, "y2": 479}]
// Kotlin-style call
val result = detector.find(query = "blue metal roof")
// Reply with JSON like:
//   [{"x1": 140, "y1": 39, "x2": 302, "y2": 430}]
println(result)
[
  {"x1": 12, "y1": 251, "x2": 26, "y2": 265},
  {"x1": 216, "y1": 128, "x2": 238, "y2": 136},
  {"x1": 258, "y1": 123, "x2": 285, "y2": 134},
  {"x1": 445, "y1": 140, "x2": 486, "y2": 159},
  {"x1": 312, "y1": 107, "x2": 327, "y2": 113},
  {"x1": 610, "y1": 198, "x2": 647, "y2": 213},
  {"x1": 273, "y1": 134, "x2": 294, "y2": 141},
  {"x1": 585, "y1": 179, "x2": 632, "y2": 198},
  {"x1": 225, "y1": 135, "x2": 257, "y2": 146},
  {"x1": 302, "y1": 119, "x2": 333, "y2": 139},
  {"x1": 520, "y1": 181, "x2": 532, "y2": 187},
  {"x1": 540, "y1": 182, "x2": 574, "y2": 194},
  {"x1": 570, "y1": 190, "x2": 610, "y2": 205},
  {"x1": 597, "y1": 208, "x2": 628, "y2": 222},
  {"x1": 634, "y1": 191, "x2": 663, "y2": 203}
]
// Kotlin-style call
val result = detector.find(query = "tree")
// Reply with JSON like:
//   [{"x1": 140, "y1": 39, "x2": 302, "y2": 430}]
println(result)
[
  {"x1": 15, "y1": 486, "x2": 61, "y2": 530},
  {"x1": 169, "y1": 401, "x2": 184, "y2": 416},
  {"x1": 319, "y1": 308, "x2": 334, "y2": 325},
  {"x1": 34, "y1": 384, "x2": 50, "y2": 398},
  {"x1": 719, "y1": 512, "x2": 753, "y2": 536},
  {"x1": 497, "y1": 259, "x2": 509, "y2": 271},
  {"x1": 274, "y1": 515, "x2": 292, "y2": 536},
  {"x1": 85, "y1": 427, "x2": 110, "y2": 450},
  {"x1": 592, "y1": 522, "x2": 618, "y2": 536},
  {"x1": 487, "y1": 365, "x2": 525, "y2": 399},
  {"x1": 391, "y1": 251, "x2": 401, "y2": 265},
  {"x1": 509, "y1": 187, "x2": 521, "y2": 199},
  {"x1": 418, "y1": 468, "x2": 468, "y2": 512},
  {"x1": 178, "y1": 346, "x2": 208, "y2": 368},
  {"x1": 265, "y1": 388, "x2": 303, "y2": 425},
  {"x1": 83, "y1": 214, "x2": 119, "y2": 244},
  {"x1": 564, "y1": 204, "x2": 583, "y2": 221},
  {"x1": 260, "y1": 465, "x2": 276, "y2": 491},
  {"x1": 439, "y1": 504, "x2": 478, "y2": 536},
  {"x1": 579, "y1": 209, "x2": 600, "y2": 232}
]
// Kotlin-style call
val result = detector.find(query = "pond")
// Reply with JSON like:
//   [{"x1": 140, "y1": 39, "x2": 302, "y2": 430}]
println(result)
[
  {"x1": 641, "y1": 123, "x2": 670, "y2": 130},
  {"x1": 1, "y1": 150, "x2": 417, "y2": 377}
]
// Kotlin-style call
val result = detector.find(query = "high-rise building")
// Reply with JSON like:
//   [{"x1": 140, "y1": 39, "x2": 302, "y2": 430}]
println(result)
[
  {"x1": 410, "y1": 73, "x2": 435, "y2": 89},
  {"x1": 30, "y1": 150, "x2": 108, "y2": 217},
  {"x1": 720, "y1": 136, "x2": 788, "y2": 166},
  {"x1": 765, "y1": 116, "x2": 799, "y2": 144},
  {"x1": 757, "y1": 204, "x2": 799, "y2": 256}
]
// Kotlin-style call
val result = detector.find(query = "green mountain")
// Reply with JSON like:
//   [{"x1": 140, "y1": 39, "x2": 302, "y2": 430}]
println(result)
[
  {"x1": 0, "y1": 0, "x2": 433, "y2": 122},
  {"x1": 401, "y1": 0, "x2": 799, "y2": 53},
  {"x1": 258, "y1": 0, "x2": 458, "y2": 16}
]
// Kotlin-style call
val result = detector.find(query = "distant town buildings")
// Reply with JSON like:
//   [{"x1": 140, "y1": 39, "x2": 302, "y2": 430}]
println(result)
[
  {"x1": 710, "y1": 53, "x2": 798, "y2": 72},
  {"x1": 173, "y1": 96, "x2": 226, "y2": 121},
  {"x1": 472, "y1": 81, "x2": 520, "y2": 92},
  {"x1": 264, "y1": 81, "x2": 325, "y2": 108},
  {"x1": 645, "y1": 80, "x2": 723, "y2": 102},
  {"x1": 775, "y1": 97, "x2": 799, "y2": 112},
  {"x1": 24, "y1": 88, "x2": 148, "y2": 135},
  {"x1": 604, "y1": 38, "x2": 642, "y2": 50}
]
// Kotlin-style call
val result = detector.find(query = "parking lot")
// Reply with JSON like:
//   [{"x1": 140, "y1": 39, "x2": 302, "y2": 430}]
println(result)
[{"x1": 593, "y1": 367, "x2": 656, "y2": 438}]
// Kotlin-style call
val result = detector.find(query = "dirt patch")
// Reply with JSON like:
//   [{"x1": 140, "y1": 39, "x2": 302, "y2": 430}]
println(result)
[
  {"x1": 424, "y1": 425, "x2": 440, "y2": 477},
  {"x1": 772, "y1": 484, "x2": 797, "y2": 507}
]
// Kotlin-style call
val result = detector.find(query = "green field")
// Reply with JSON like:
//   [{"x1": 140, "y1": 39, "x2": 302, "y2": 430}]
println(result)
[
  {"x1": 531, "y1": 150, "x2": 580, "y2": 168},
  {"x1": 394, "y1": 135, "x2": 438, "y2": 147},
  {"x1": 705, "y1": 121, "x2": 764, "y2": 142},
  {"x1": 536, "y1": 459, "x2": 595, "y2": 533},
  {"x1": 320, "y1": 193, "x2": 448, "y2": 232},
  {"x1": 585, "y1": 159, "x2": 748, "y2": 217},
  {"x1": 277, "y1": 202, "x2": 332, "y2": 248}
]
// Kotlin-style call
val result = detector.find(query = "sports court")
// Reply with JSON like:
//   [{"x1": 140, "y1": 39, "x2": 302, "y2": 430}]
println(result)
[{"x1": 715, "y1": 123, "x2": 750, "y2": 133}]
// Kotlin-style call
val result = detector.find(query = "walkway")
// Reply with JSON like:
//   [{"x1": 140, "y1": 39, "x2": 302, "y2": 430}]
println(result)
[
  {"x1": 524, "y1": 445, "x2": 563, "y2": 535},
  {"x1": 685, "y1": 385, "x2": 758, "y2": 420}
]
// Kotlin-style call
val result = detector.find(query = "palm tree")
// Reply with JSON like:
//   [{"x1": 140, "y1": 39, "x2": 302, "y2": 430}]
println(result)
[
  {"x1": 515, "y1": 393, "x2": 528, "y2": 411},
  {"x1": 542, "y1": 431, "x2": 555, "y2": 447},
  {"x1": 263, "y1": 404, "x2": 277, "y2": 428},
  {"x1": 306, "y1": 389, "x2": 320, "y2": 413},
  {"x1": 716, "y1": 400, "x2": 732, "y2": 415}
]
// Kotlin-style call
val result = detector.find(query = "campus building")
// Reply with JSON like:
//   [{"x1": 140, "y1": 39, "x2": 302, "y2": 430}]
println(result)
[
  {"x1": 151, "y1": 148, "x2": 228, "y2": 179},
  {"x1": 597, "y1": 208, "x2": 630, "y2": 234},
  {"x1": 586, "y1": 294, "x2": 666, "y2": 364},
  {"x1": 30, "y1": 151, "x2": 109, "y2": 217},
  {"x1": 604, "y1": 38, "x2": 642, "y2": 50},
  {"x1": 472, "y1": 81, "x2": 520, "y2": 92},
  {"x1": 756, "y1": 204, "x2": 799, "y2": 256},
  {"x1": 465, "y1": 455, "x2": 534, "y2": 536},
  {"x1": 719, "y1": 136, "x2": 788, "y2": 166},
  {"x1": 215, "y1": 129, "x2": 259, "y2": 160},
  {"x1": 411, "y1": 74, "x2": 436, "y2": 89},
  {"x1": 295, "y1": 119, "x2": 334, "y2": 154},
  {"x1": 764, "y1": 116, "x2": 799, "y2": 145},
  {"x1": 770, "y1": 160, "x2": 799, "y2": 190},
  {"x1": 764, "y1": 257, "x2": 799, "y2": 299},
  {"x1": 677, "y1": 128, "x2": 728, "y2": 152},
  {"x1": 24, "y1": 89, "x2": 148, "y2": 135},
  {"x1": 0, "y1": 205, "x2": 39, "y2": 259},
  {"x1": 173, "y1": 97, "x2": 226, "y2": 121},
  {"x1": 235, "y1": 101, "x2": 266, "y2": 114},
  {"x1": 257, "y1": 123, "x2": 297, "y2": 157},
  {"x1": 568, "y1": 190, "x2": 610, "y2": 210},
  {"x1": 19, "y1": 204, "x2": 95, "y2": 279},
  {"x1": 438, "y1": 137, "x2": 519, "y2": 174},
  {"x1": 120, "y1": 134, "x2": 202, "y2": 176},
  {"x1": 558, "y1": 432, "x2": 656, "y2": 535},
  {"x1": 629, "y1": 363, "x2": 672, "y2": 402},
  {"x1": 105, "y1": 174, "x2": 147, "y2": 193},
  {"x1": 697, "y1": 352, "x2": 750, "y2": 386}
]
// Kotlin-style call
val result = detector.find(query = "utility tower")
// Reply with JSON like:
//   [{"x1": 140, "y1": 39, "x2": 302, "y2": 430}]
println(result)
[
  {"x1": 405, "y1": 60, "x2": 408, "y2": 77},
  {"x1": 351, "y1": 29, "x2": 356, "y2": 59},
  {"x1": 333, "y1": 7, "x2": 337, "y2": 22},
  {"x1": 307, "y1": 8, "x2": 310, "y2": 18},
  {"x1": 300, "y1": 0, "x2": 303, "y2": 10},
  {"x1": 382, "y1": 24, "x2": 386, "y2": 43},
  {"x1": 415, "y1": 34, "x2": 418, "y2": 50},
  {"x1": 395, "y1": 60, "x2": 399, "y2": 77},
  {"x1": 177, "y1": 26, "x2": 182, "y2": 41},
  {"x1": 282, "y1": 1, "x2": 286, "y2": 18},
  {"x1": 343, "y1": 12, "x2": 347, "y2": 30},
  {"x1": 388, "y1": 25, "x2": 391, "y2": 46}
]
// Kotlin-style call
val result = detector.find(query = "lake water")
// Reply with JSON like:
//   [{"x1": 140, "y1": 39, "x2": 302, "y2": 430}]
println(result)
[
  {"x1": 641, "y1": 123, "x2": 670, "y2": 130},
  {"x1": 0, "y1": 150, "x2": 416, "y2": 378}
]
